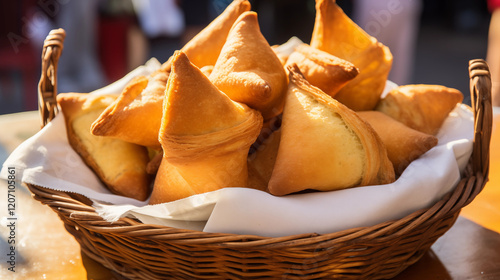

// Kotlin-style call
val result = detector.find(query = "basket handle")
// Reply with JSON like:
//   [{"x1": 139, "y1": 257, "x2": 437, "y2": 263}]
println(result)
[
  {"x1": 38, "y1": 28, "x2": 66, "y2": 128},
  {"x1": 469, "y1": 59, "x2": 492, "y2": 178}
]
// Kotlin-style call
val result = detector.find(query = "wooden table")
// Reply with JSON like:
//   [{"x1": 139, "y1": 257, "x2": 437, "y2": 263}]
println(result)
[{"x1": 1, "y1": 111, "x2": 499, "y2": 280}]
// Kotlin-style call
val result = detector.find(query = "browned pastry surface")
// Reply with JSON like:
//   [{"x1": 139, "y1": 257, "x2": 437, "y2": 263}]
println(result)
[
  {"x1": 58, "y1": 93, "x2": 151, "y2": 201},
  {"x1": 376, "y1": 84, "x2": 464, "y2": 135},
  {"x1": 149, "y1": 51, "x2": 263, "y2": 204},
  {"x1": 268, "y1": 65, "x2": 394, "y2": 196},
  {"x1": 310, "y1": 0, "x2": 393, "y2": 111}
]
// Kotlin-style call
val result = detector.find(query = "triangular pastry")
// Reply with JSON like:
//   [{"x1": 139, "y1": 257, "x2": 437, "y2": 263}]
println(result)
[
  {"x1": 160, "y1": 0, "x2": 251, "y2": 71},
  {"x1": 310, "y1": 0, "x2": 393, "y2": 111},
  {"x1": 375, "y1": 84, "x2": 463, "y2": 135},
  {"x1": 209, "y1": 11, "x2": 288, "y2": 121},
  {"x1": 91, "y1": 0, "x2": 250, "y2": 148},
  {"x1": 91, "y1": 70, "x2": 168, "y2": 149},
  {"x1": 149, "y1": 51, "x2": 263, "y2": 204},
  {"x1": 268, "y1": 65, "x2": 395, "y2": 196},
  {"x1": 271, "y1": 36, "x2": 304, "y2": 65},
  {"x1": 200, "y1": 65, "x2": 214, "y2": 77},
  {"x1": 357, "y1": 111, "x2": 438, "y2": 175},
  {"x1": 285, "y1": 43, "x2": 359, "y2": 98},
  {"x1": 247, "y1": 129, "x2": 281, "y2": 191},
  {"x1": 57, "y1": 93, "x2": 151, "y2": 201},
  {"x1": 250, "y1": 113, "x2": 281, "y2": 154}
]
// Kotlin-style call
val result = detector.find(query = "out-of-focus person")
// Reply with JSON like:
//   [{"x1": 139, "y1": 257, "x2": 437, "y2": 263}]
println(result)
[
  {"x1": 352, "y1": 0, "x2": 423, "y2": 86},
  {"x1": 487, "y1": 0, "x2": 500, "y2": 106}
]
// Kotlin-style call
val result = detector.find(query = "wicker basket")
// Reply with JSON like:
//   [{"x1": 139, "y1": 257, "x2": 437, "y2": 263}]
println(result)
[{"x1": 27, "y1": 28, "x2": 492, "y2": 280}]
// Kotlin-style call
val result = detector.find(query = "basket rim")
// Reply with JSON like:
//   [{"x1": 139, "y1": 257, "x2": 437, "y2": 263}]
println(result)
[{"x1": 26, "y1": 152, "x2": 484, "y2": 248}]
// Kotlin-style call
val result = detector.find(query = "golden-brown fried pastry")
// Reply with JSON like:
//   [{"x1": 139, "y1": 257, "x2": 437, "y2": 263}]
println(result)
[
  {"x1": 247, "y1": 164, "x2": 269, "y2": 192},
  {"x1": 357, "y1": 111, "x2": 438, "y2": 175},
  {"x1": 92, "y1": 0, "x2": 251, "y2": 148},
  {"x1": 285, "y1": 43, "x2": 359, "y2": 98},
  {"x1": 271, "y1": 36, "x2": 304, "y2": 65},
  {"x1": 310, "y1": 0, "x2": 392, "y2": 111},
  {"x1": 91, "y1": 70, "x2": 168, "y2": 149},
  {"x1": 91, "y1": 0, "x2": 250, "y2": 148},
  {"x1": 57, "y1": 93, "x2": 151, "y2": 201},
  {"x1": 146, "y1": 148, "x2": 163, "y2": 175},
  {"x1": 250, "y1": 113, "x2": 281, "y2": 153},
  {"x1": 149, "y1": 51, "x2": 263, "y2": 204},
  {"x1": 375, "y1": 84, "x2": 464, "y2": 135},
  {"x1": 268, "y1": 65, "x2": 395, "y2": 196},
  {"x1": 200, "y1": 65, "x2": 214, "y2": 77},
  {"x1": 209, "y1": 11, "x2": 288, "y2": 121},
  {"x1": 160, "y1": 0, "x2": 251, "y2": 71},
  {"x1": 247, "y1": 129, "x2": 281, "y2": 191}
]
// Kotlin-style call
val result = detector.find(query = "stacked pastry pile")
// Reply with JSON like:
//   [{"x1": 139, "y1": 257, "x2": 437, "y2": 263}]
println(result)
[{"x1": 56, "y1": 0, "x2": 464, "y2": 205}]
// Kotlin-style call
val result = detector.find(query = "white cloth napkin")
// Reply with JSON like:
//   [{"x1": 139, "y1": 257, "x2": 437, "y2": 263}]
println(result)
[{"x1": 0, "y1": 59, "x2": 474, "y2": 237}]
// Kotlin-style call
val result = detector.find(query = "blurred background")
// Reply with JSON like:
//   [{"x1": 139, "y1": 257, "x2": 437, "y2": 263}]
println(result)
[{"x1": 0, "y1": 0, "x2": 491, "y2": 115}]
